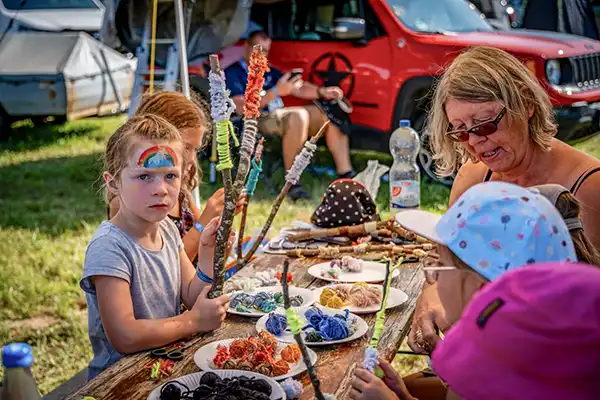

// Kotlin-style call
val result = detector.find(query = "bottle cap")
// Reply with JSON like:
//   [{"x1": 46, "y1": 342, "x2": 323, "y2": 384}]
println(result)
[
  {"x1": 399, "y1": 119, "x2": 411, "y2": 127},
  {"x1": 2, "y1": 343, "x2": 34, "y2": 368}
]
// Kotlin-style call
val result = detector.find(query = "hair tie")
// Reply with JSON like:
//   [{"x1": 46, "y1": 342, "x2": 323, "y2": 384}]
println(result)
[{"x1": 565, "y1": 217, "x2": 583, "y2": 231}]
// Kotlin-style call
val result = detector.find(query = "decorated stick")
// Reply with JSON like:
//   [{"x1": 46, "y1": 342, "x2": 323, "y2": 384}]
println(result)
[
  {"x1": 284, "y1": 243, "x2": 434, "y2": 258},
  {"x1": 363, "y1": 257, "x2": 403, "y2": 377},
  {"x1": 287, "y1": 219, "x2": 416, "y2": 242},
  {"x1": 237, "y1": 137, "x2": 265, "y2": 260},
  {"x1": 231, "y1": 45, "x2": 269, "y2": 203},
  {"x1": 238, "y1": 120, "x2": 331, "y2": 268},
  {"x1": 281, "y1": 259, "x2": 329, "y2": 400},
  {"x1": 207, "y1": 55, "x2": 239, "y2": 298}
]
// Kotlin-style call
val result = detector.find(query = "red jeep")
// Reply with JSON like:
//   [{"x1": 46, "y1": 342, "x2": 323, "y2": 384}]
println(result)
[{"x1": 191, "y1": 0, "x2": 600, "y2": 183}]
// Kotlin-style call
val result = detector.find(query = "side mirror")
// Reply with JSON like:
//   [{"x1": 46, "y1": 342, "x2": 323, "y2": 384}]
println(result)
[{"x1": 332, "y1": 17, "x2": 366, "y2": 40}]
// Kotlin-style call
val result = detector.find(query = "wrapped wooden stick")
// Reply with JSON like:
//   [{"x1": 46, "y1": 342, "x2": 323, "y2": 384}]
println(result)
[
  {"x1": 284, "y1": 243, "x2": 435, "y2": 258},
  {"x1": 207, "y1": 55, "x2": 237, "y2": 298},
  {"x1": 231, "y1": 45, "x2": 268, "y2": 203},
  {"x1": 281, "y1": 259, "x2": 328, "y2": 400},
  {"x1": 237, "y1": 137, "x2": 264, "y2": 260},
  {"x1": 287, "y1": 219, "x2": 415, "y2": 242},
  {"x1": 238, "y1": 120, "x2": 330, "y2": 269}
]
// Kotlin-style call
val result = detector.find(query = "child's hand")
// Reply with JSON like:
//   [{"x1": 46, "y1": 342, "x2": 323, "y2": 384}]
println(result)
[
  {"x1": 198, "y1": 190, "x2": 246, "y2": 225},
  {"x1": 199, "y1": 188, "x2": 225, "y2": 224},
  {"x1": 351, "y1": 361, "x2": 413, "y2": 400},
  {"x1": 199, "y1": 217, "x2": 236, "y2": 251},
  {"x1": 190, "y1": 286, "x2": 230, "y2": 332},
  {"x1": 377, "y1": 359, "x2": 412, "y2": 399}
]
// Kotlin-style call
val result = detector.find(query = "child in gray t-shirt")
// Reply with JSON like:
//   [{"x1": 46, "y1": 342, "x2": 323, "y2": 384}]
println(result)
[{"x1": 80, "y1": 115, "x2": 230, "y2": 381}]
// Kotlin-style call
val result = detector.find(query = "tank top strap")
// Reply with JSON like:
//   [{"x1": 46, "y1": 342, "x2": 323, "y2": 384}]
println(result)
[
  {"x1": 483, "y1": 169, "x2": 493, "y2": 182},
  {"x1": 570, "y1": 166, "x2": 600, "y2": 194}
]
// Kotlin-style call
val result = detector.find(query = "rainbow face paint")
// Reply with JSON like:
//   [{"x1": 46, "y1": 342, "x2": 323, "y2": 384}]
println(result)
[{"x1": 137, "y1": 145, "x2": 178, "y2": 169}]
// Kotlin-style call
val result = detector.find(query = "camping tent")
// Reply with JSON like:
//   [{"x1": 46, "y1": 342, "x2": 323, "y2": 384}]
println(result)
[
  {"x1": 0, "y1": 31, "x2": 136, "y2": 121},
  {"x1": 102, "y1": 0, "x2": 252, "y2": 67}
]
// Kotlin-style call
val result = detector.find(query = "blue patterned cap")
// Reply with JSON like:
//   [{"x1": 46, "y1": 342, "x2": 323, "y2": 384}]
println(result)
[{"x1": 396, "y1": 181, "x2": 577, "y2": 281}]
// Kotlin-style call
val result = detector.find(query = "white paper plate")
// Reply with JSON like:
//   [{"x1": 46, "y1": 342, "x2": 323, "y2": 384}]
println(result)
[
  {"x1": 308, "y1": 261, "x2": 400, "y2": 283},
  {"x1": 312, "y1": 284, "x2": 409, "y2": 314},
  {"x1": 255, "y1": 305, "x2": 368, "y2": 346},
  {"x1": 146, "y1": 370, "x2": 286, "y2": 400},
  {"x1": 228, "y1": 286, "x2": 317, "y2": 317},
  {"x1": 194, "y1": 338, "x2": 317, "y2": 381}
]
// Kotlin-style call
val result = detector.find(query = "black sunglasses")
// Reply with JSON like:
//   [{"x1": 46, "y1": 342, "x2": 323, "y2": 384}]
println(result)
[{"x1": 446, "y1": 107, "x2": 506, "y2": 142}]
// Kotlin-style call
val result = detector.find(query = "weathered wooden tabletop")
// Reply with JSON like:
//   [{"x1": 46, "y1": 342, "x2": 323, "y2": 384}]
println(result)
[{"x1": 65, "y1": 254, "x2": 423, "y2": 400}]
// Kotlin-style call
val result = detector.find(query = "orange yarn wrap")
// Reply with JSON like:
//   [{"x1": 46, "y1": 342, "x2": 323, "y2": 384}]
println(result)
[{"x1": 243, "y1": 48, "x2": 270, "y2": 119}]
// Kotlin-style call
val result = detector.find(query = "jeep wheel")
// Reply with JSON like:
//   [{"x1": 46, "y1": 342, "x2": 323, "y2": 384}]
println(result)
[{"x1": 412, "y1": 111, "x2": 455, "y2": 187}]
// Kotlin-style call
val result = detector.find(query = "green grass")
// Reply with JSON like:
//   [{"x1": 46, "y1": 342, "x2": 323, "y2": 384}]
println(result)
[{"x1": 1, "y1": 115, "x2": 596, "y2": 393}]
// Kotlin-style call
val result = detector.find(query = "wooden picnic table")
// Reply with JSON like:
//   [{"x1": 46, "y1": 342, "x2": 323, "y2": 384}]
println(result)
[{"x1": 64, "y1": 254, "x2": 424, "y2": 400}]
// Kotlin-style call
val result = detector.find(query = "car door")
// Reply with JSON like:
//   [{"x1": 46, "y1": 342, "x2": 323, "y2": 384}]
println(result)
[{"x1": 252, "y1": 0, "x2": 394, "y2": 133}]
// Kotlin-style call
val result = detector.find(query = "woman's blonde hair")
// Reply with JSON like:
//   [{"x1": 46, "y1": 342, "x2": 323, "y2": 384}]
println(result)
[
  {"x1": 554, "y1": 192, "x2": 600, "y2": 267},
  {"x1": 135, "y1": 90, "x2": 210, "y2": 194},
  {"x1": 103, "y1": 114, "x2": 184, "y2": 204},
  {"x1": 426, "y1": 46, "x2": 557, "y2": 177}
]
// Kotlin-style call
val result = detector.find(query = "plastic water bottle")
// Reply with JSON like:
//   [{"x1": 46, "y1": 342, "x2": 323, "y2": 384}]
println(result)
[
  {"x1": 389, "y1": 120, "x2": 421, "y2": 215},
  {"x1": 1, "y1": 343, "x2": 41, "y2": 400}
]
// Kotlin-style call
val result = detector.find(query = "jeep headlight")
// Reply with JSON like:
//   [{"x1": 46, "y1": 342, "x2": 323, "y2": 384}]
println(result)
[{"x1": 546, "y1": 60, "x2": 562, "y2": 85}]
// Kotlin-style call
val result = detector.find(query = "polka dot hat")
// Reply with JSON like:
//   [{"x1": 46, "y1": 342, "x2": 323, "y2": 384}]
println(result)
[
  {"x1": 395, "y1": 181, "x2": 577, "y2": 281},
  {"x1": 311, "y1": 179, "x2": 378, "y2": 228}
]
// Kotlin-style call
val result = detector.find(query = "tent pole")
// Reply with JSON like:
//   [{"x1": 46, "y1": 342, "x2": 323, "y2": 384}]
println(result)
[{"x1": 173, "y1": 0, "x2": 200, "y2": 207}]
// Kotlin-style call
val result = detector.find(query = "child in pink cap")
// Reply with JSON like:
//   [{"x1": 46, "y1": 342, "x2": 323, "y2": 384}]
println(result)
[{"x1": 433, "y1": 262, "x2": 600, "y2": 400}]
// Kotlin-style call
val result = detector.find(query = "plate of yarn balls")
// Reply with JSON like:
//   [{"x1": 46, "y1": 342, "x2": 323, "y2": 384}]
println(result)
[
  {"x1": 194, "y1": 330, "x2": 317, "y2": 382},
  {"x1": 256, "y1": 305, "x2": 369, "y2": 347},
  {"x1": 308, "y1": 256, "x2": 401, "y2": 283},
  {"x1": 313, "y1": 282, "x2": 409, "y2": 315},
  {"x1": 228, "y1": 285, "x2": 317, "y2": 317},
  {"x1": 147, "y1": 370, "x2": 285, "y2": 400}
]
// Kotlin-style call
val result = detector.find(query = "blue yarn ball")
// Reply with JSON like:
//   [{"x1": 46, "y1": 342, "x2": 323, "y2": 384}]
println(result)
[
  {"x1": 261, "y1": 299, "x2": 277, "y2": 313},
  {"x1": 253, "y1": 292, "x2": 272, "y2": 309},
  {"x1": 265, "y1": 312, "x2": 288, "y2": 336},
  {"x1": 304, "y1": 307, "x2": 324, "y2": 326},
  {"x1": 318, "y1": 315, "x2": 349, "y2": 341}
]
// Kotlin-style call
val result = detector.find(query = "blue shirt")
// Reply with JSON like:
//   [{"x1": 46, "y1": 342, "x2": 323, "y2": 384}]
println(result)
[{"x1": 224, "y1": 59, "x2": 284, "y2": 113}]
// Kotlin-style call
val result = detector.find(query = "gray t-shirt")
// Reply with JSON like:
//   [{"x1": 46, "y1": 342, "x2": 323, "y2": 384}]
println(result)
[{"x1": 80, "y1": 219, "x2": 184, "y2": 380}]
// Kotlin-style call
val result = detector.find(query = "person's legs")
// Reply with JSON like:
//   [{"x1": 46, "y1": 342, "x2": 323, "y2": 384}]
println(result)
[
  {"x1": 403, "y1": 371, "x2": 448, "y2": 400},
  {"x1": 305, "y1": 105, "x2": 354, "y2": 177}
]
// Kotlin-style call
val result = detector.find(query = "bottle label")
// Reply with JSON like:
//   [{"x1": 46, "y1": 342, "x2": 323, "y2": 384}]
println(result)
[{"x1": 390, "y1": 180, "x2": 420, "y2": 210}]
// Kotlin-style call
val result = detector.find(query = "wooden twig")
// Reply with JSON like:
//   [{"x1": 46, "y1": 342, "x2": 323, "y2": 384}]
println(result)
[
  {"x1": 287, "y1": 219, "x2": 414, "y2": 242},
  {"x1": 281, "y1": 259, "x2": 326, "y2": 400},
  {"x1": 207, "y1": 55, "x2": 236, "y2": 299},
  {"x1": 237, "y1": 137, "x2": 264, "y2": 261},
  {"x1": 238, "y1": 121, "x2": 330, "y2": 269},
  {"x1": 284, "y1": 243, "x2": 435, "y2": 258}
]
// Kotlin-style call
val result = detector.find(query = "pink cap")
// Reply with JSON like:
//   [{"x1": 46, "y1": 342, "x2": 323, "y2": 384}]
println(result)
[{"x1": 432, "y1": 262, "x2": 600, "y2": 400}]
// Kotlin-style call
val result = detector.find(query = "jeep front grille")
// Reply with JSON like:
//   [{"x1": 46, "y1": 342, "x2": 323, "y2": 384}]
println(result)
[{"x1": 569, "y1": 54, "x2": 600, "y2": 89}]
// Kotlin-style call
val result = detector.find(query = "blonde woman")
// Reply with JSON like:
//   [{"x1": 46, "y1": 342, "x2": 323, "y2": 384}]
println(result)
[{"x1": 409, "y1": 46, "x2": 600, "y2": 356}]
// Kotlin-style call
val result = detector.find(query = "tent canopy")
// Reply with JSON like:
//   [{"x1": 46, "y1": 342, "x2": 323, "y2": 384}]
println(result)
[{"x1": 0, "y1": 31, "x2": 135, "y2": 79}]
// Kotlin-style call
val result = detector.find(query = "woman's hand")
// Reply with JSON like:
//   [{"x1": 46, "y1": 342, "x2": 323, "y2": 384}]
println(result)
[{"x1": 407, "y1": 282, "x2": 450, "y2": 354}]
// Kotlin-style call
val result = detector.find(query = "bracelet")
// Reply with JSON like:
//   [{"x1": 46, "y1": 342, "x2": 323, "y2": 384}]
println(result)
[
  {"x1": 197, "y1": 269, "x2": 213, "y2": 283},
  {"x1": 194, "y1": 221, "x2": 205, "y2": 233}
]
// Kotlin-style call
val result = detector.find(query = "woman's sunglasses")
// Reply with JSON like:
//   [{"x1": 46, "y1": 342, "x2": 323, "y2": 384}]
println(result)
[
  {"x1": 446, "y1": 107, "x2": 506, "y2": 142},
  {"x1": 422, "y1": 255, "x2": 456, "y2": 285}
]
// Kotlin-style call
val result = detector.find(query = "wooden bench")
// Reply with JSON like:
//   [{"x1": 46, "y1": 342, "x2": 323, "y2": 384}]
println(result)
[{"x1": 43, "y1": 368, "x2": 88, "y2": 400}]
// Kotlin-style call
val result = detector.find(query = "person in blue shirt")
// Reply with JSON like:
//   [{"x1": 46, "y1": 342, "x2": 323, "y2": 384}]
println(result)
[{"x1": 224, "y1": 30, "x2": 355, "y2": 200}]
